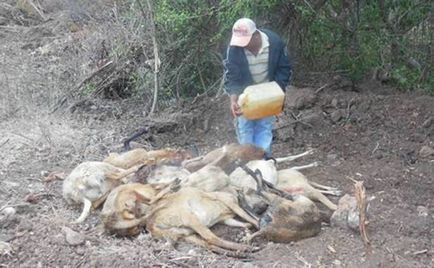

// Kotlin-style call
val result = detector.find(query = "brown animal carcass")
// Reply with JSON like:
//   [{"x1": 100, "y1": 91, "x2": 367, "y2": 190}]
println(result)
[
  {"x1": 100, "y1": 181, "x2": 179, "y2": 236},
  {"x1": 62, "y1": 161, "x2": 141, "y2": 223},
  {"x1": 104, "y1": 148, "x2": 192, "y2": 169},
  {"x1": 245, "y1": 193, "x2": 321, "y2": 243},
  {"x1": 237, "y1": 166, "x2": 322, "y2": 243},
  {"x1": 145, "y1": 187, "x2": 259, "y2": 255}
]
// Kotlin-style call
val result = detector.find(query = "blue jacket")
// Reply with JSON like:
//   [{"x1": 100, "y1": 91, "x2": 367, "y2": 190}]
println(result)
[{"x1": 223, "y1": 29, "x2": 292, "y2": 95}]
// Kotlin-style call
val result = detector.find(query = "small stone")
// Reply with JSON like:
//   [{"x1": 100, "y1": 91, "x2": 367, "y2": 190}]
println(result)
[
  {"x1": 63, "y1": 227, "x2": 85, "y2": 246},
  {"x1": 331, "y1": 194, "x2": 359, "y2": 231},
  {"x1": 327, "y1": 154, "x2": 338, "y2": 160},
  {"x1": 233, "y1": 262, "x2": 258, "y2": 268},
  {"x1": 422, "y1": 117, "x2": 433, "y2": 128},
  {"x1": 0, "y1": 16, "x2": 7, "y2": 25},
  {"x1": 1, "y1": 207, "x2": 16, "y2": 217},
  {"x1": 0, "y1": 241, "x2": 13, "y2": 256},
  {"x1": 417, "y1": 206, "x2": 428, "y2": 217},
  {"x1": 17, "y1": 220, "x2": 33, "y2": 231},
  {"x1": 333, "y1": 259, "x2": 342, "y2": 266},
  {"x1": 331, "y1": 98, "x2": 339, "y2": 108},
  {"x1": 330, "y1": 109, "x2": 346, "y2": 123},
  {"x1": 419, "y1": 146, "x2": 434, "y2": 158}
]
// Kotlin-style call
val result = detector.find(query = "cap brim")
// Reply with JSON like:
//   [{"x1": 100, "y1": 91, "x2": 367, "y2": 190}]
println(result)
[{"x1": 230, "y1": 35, "x2": 252, "y2": 47}]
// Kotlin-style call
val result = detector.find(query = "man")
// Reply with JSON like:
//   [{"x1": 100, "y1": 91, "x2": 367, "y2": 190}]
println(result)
[{"x1": 223, "y1": 18, "x2": 291, "y2": 157}]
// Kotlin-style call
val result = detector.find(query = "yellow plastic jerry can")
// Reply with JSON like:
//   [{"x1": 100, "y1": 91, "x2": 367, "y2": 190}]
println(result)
[{"x1": 237, "y1": 81, "x2": 285, "y2": 120}]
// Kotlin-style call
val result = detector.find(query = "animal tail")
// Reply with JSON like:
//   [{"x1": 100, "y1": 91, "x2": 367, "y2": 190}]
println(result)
[{"x1": 73, "y1": 198, "x2": 92, "y2": 223}]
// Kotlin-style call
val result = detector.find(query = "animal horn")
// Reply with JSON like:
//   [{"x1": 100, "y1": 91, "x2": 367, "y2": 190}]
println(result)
[{"x1": 73, "y1": 198, "x2": 92, "y2": 224}]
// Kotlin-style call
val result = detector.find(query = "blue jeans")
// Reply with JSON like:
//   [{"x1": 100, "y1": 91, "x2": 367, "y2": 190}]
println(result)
[{"x1": 235, "y1": 115, "x2": 275, "y2": 157}]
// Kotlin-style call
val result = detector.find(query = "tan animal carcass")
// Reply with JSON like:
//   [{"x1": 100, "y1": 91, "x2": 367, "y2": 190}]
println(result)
[
  {"x1": 135, "y1": 164, "x2": 229, "y2": 192},
  {"x1": 229, "y1": 149, "x2": 315, "y2": 189},
  {"x1": 276, "y1": 169, "x2": 340, "y2": 210},
  {"x1": 104, "y1": 148, "x2": 192, "y2": 169},
  {"x1": 145, "y1": 187, "x2": 259, "y2": 255},
  {"x1": 100, "y1": 181, "x2": 179, "y2": 236},
  {"x1": 182, "y1": 143, "x2": 265, "y2": 174},
  {"x1": 62, "y1": 161, "x2": 141, "y2": 223}
]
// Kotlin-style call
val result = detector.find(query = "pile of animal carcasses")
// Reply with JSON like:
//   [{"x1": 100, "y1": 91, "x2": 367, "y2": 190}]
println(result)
[{"x1": 62, "y1": 143, "x2": 342, "y2": 256}]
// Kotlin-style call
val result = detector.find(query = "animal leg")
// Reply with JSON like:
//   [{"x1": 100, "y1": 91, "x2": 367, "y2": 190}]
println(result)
[
  {"x1": 275, "y1": 150, "x2": 313, "y2": 163},
  {"x1": 210, "y1": 193, "x2": 259, "y2": 228},
  {"x1": 187, "y1": 213, "x2": 256, "y2": 252},
  {"x1": 108, "y1": 165, "x2": 142, "y2": 181},
  {"x1": 223, "y1": 218, "x2": 252, "y2": 228},
  {"x1": 244, "y1": 230, "x2": 264, "y2": 244},
  {"x1": 183, "y1": 235, "x2": 251, "y2": 258},
  {"x1": 149, "y1": 179, "x2": 181, "y2": 204},
  {"x1": 289, "y1": 162, "x2": 319, "y2": 170},
  {"x1": 74, "y1": 198, "x2": 92, "y2": 223},
  {"x1": 311, "y1": 192, "x2": 338, "y2": 210},
  {"x1": 309, "y1": 181, "x2": 339, "y2": 191},
  {"x1": 318, "y1": 189, "x2": 342, "y2": 196}
]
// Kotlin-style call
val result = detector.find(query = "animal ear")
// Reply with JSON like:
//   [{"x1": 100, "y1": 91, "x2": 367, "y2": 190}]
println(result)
[
  {"x1": 134, "y1": 192, "x2": 150, "y2": 203},
  {"x1": 122, "y1": 210, "x2": 136, "y2": 220}
]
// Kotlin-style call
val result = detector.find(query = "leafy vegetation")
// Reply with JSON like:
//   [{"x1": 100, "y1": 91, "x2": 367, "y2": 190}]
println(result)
[{"x1": 118, "y1": 0, "x2": 433, "y2": 105}]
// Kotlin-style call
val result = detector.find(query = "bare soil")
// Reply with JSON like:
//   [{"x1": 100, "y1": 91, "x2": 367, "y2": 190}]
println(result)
[{"x1": 0, "y1": 1, "x2": 433, "y2": 267}]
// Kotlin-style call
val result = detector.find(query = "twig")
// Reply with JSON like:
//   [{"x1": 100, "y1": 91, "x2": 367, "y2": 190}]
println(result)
[
  {"x1": 76, "y1": 60, "x2": 113, "y2": 91},
  {"x1": 371, "y1": 142, "x2": 380, "y2": 154},
  {"x1": 0, "y1": 138, "x2": 9, "y2": 148},
  {"x1": 413, "y1": 249, "x2": 428, "y2": 256},
  {"x1": 137, "y1": 0, "x2": 160, "y2": 116},
  {"x1": 290, "y1": 112, "x2": 314, "y2": 128},
  {"x1": 314, "y1": 83, "x2": 329, "y2": 94},
  {"x1": 342, "y1": 97, "x2": 356, "y2": 125},
  {"x1": 348, "y1": 177, "x2": 371, "y2": 254},
  {"x1": 295, "y1": 251, "x2": 312, "y2": 268}
]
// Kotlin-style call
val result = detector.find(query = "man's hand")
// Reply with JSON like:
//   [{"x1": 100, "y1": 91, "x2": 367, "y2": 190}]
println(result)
[{"x1": 230, "y1": 94, "x2": 242, "y2": 117}]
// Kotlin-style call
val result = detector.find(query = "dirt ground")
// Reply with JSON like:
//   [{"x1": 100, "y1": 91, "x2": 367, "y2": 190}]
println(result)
[{"x1": 1, "y1": 1, "x2": 433, "y2": 267}]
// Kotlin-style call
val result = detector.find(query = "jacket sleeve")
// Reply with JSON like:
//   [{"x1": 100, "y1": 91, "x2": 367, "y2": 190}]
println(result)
[
  {"x1": 223, "y1": 47, "x2": 243, "y2": 95},
  {"x1": 274, "y1": 44, "x2": 292, "y2": 91}
]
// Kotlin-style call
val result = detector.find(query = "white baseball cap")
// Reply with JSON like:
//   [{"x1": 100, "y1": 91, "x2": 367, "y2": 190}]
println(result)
[{"x1": 230, "y1": 18, "x2": 257, "y2": 47}]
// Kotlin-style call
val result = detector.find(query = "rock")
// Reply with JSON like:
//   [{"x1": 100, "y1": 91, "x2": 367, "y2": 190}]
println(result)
[
  {"x1": 330, "y1": 109, "x2": 346, "y2": 123},
  {"x1": 331, "y1": 98, "x2": 339, "y2": 108},
  {"x1": 63, "y1": 227, "x2": 85, "y2": 246},
  {"x1": 409, "y1": 133, "x2": 426, "y2": 143},
  {"x1": 285, "y1": 87, "x2": 317, "y2": 110},
  {"x1": 331, "y1": 194, "x2": 359, "y2": 231},
  {"x1": 1, "y1": 207, "x2": 16, "y2": 217},
  {"x1": 274, "y1": 126, "x2": 294, "y2": 142},
  {"x1": 333, "y1": 259, "x2": 342, "y2": 266},
  {"x1": 0, "y1": 16, "x2": 7, "y2": 25},
  {"x1": 0, "y1": 207, "x2": 20, "y2": 229},
  {"x1": 233, "y1": 263, "x2": 258, "y2": 268},
  {"x1": 422, "y1": 117, "x2": 433, "y2": 128},
  {"x1": 327, "y1": 154, "x2": 338, "y2": 160},
  {"x1": 16, "y1": 0, "x2": 46, "y2": 20},
  {"x1": 17, "y1": 220, "x2": 33, "y2": 232},
  {"x1": 302, "y1": 111, "x2": 324, "y2": 127},
  {"x1": 0, "y1": 241, "x2": 13, "y2": 256},
  {"x1": 419, "y1": 146, "x2": 434, "y2": 158},
  {"x1": 416, "y1": 206, "x2": 428, "y2": 217}
]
